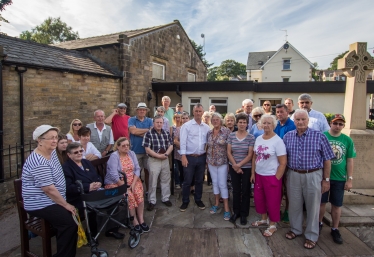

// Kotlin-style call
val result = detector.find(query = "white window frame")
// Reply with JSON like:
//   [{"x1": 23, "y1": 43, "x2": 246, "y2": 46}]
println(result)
[
  {"x1": 283, "y1": 59, "x2": 291, "y2": 70},
  {"x1": 209, "y1": 98, "x2": 228, "y2": 114},
  {"x1": 189, "y1": 97, "x2": 201, "y2": 114},
  {"x1": 152, "y1": 62, "x2": 165, "y2": 80},
  {"x1": 187, "y1": 72, "x2": 196, "y2": 82}
]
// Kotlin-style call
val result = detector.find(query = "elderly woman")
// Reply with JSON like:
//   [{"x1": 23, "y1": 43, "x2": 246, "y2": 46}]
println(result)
[
  {"x1": 172, "y1": 113, "x2": 182, "y2": 188},
  {"x1": 78, "y1": 127, "x2": 101, "y2": 160},
  {"x1": 250, "y1": 114, "x2": 287, "y2": 237},
  {"x1": 250, "y1": 107, "x2": 266, "y2": 138},
  {"x1": 57, "y1": 133, "x2": 68, "y2": 165},
  {"x1": 202, "y1": 111, "x2": 214, "y2": 129},
  {"x1": 262, "y1": 100, "x2": 274, "y2": 115},
  {"x1": 156, "y1": 106, "x2": 170, "y2": 132},
  {"x1": 224, "y1": 112, "x2": 237, "y2": 132},
  {"x1": 22, "y1": 125, "x2": 77, "y2": 257},
  {"x1": 105, "y1": 137, "x2": 150, "y2": 235},
  {"x1": 227, "y1": 113, "x2": 255, "y2": 225},
  {"x1": 62, "y1": 142, "x2": 104, "y2": 239},
  {"x1": 66, "y1": 118, "x2": 83, "y2": 143},
  {"x1": 206, "y1": 113, "x2": 231, "y2": 220}
]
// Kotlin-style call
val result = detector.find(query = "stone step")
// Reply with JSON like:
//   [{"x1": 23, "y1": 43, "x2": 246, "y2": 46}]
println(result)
[{"x1": 343, "y1": 189, "x2": 374, "y2": 204}]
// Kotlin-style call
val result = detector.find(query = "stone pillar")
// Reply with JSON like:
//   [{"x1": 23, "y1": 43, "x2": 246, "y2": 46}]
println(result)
[{"x1": 118, "y1": 34, "x2": 131, "y2": 114}]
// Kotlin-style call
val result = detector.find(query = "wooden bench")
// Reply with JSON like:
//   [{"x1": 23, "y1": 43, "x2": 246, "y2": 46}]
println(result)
[{"x1": 14, "y1": 179, "x2": 57, "y2": 257}]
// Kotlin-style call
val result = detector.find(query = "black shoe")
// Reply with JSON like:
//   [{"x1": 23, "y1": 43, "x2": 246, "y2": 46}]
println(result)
[
  {"x1": 105, "y1": 231, "x2": 125, "y2": 239},
  {"x1": 134, "y1": 225, "x2": 143, "y2": 235},
  {"x1": 147, "y1": 203, "x2": 155, "y2": 211},
  {"x1": 229, "y1": 213, "x2": 240, "y2": 224},
  {"x1": 319, "y1": 222, "x2": 323, "y2": 235},
  {"x1": 162, "y1": 200, "x2": 173, "y2": 207},
  {"x1": 207, "y1": 182, "x2": 212, "y2": 186},
  {"x1": 195, "y1": 201, "x2": 206, "y2": 210},
  {"x1": 331, "y1": 229, "x2": 343, "y2": 244},
  {"x1": 180, "y1": 202, "x2": 189, "y2": 212},
  {"x1": 240, "y1": 216, "x2": 247, "y2": 225},
  {"x1": 140, "y1": 222, "x2": 150, "y2": 233}
]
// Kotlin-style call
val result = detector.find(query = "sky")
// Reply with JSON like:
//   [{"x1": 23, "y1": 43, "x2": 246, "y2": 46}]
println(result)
[{"x1": 1, "y1": 0, "x2": 373, "y2": 69}]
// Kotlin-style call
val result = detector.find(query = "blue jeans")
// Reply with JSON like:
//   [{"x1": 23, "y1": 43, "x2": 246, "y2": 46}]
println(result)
[{"x1": 182, "y1": 154, "x2": 206, "y2": 203}]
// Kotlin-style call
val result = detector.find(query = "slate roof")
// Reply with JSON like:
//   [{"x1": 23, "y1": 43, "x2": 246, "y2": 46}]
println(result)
[
  {"x1": 54, "y1": 21, "x2": 179, "y2": 50},
  {"x1": 0, "y1": 34, "x2": 119, "y2": 77},
  {"x1": 246, "y1": 51, "x2": 276, "y2": 70}
]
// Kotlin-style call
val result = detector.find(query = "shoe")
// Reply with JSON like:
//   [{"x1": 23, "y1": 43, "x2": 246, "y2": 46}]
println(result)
[
  {"x1": 240, "y1": 216, "x2": 247, "y2": 225},
  {"x1": 147, "y1": 203, "x2": 155, "y2": 211},
  {"x1": 229, "y1": 213, "x2": 240, "y2": 224},
  {"x1": 210, "y1": 205, "x2": 219, "y2": 214},
  {"x1": 180, "y1": 202, "x2": 189, "y2": 212},
  {"x1": 162, "y1": 200, "x2": 172, "y2": 207},
  {"x1": 281, "y1": 210, "x2": 289, "y2": 223},
  {"x1": 331, "y1": 228, "x2": 343, "y2": 244},
  {"x1": 319, "y1": 222, "x2": 323, "y2": 235},
  {"x1": 105, "y1": 231, "x2": 125, "y2": 239},
  {"x1": 195, "y1": 201, "x2": 206, "y2": 210},
  {"x1": 134, "y1": 225, "x2": 143, "y2": 235},
  {"x1": 140, "y1": 223, "x2": 150, "y2": 233},
  {"x1": 175, "y1": 184, "x2": 181, "y2": 189},
  {"x1": 223, "y1": 211, "x2": 231, "y2": 221}
]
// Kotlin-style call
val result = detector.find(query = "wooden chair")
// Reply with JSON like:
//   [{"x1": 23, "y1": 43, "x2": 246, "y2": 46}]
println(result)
[
  {"x1": 14, "y1": 179, "x2": 57, "y2": 257},
  {"x1": 91, "y1": 155, "x2": 110, "y2": 181}
]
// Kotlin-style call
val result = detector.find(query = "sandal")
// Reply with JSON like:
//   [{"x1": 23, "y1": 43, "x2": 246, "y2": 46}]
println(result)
[
  {"x1": 285, "y1": 231, "x2": 298, "y2": 240},
  {"x1": 210, "y1": 205, "x2": 219, "y2": 214},
  {"x1": 263, "y1": 225, "x2": 277, "y2": 237},
  {"x1": 251, "y1": 219, "x2": 269, "y2": 226},
  {"x1": 304, "y1": 239, "x2": 316, "y2": 249},
  {"x1": 223, "y1": 211, "x2": 231, "y2": 221}
]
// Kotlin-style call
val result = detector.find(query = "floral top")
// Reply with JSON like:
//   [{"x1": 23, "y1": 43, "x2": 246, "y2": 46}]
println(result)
[
  {"x1": 206, "y1": 127, "x2": 231, "y2": 166},
  {"x1": 173, "y1": 126, "x2": 182, "y2": 161}
]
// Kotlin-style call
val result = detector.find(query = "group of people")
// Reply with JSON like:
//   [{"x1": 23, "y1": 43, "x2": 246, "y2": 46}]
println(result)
[{"x1": 20, "y1": 92, "x2": 355, "y2": 256}]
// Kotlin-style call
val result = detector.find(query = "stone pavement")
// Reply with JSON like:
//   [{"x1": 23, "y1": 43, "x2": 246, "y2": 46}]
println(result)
[{"x1": 1, "y1": 185, "x2": 374, "y2": 257}]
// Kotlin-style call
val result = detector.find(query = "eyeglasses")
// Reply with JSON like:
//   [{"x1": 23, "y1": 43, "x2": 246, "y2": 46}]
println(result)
[
  {"x1": 41, "y1": 136, "x2": 58, "y2": 141},
  {"x1": 253, "y1": 114, "x2": 262, "y2": 118},
  {"x1": 299, "y1": 101, "x2": 310, "y2": 104},
  {"x1": 332, "y1": 122, "x2": 345, "y2": 126},
  {"x1": 263, "y1": 104, "x2": 270, "y2": 106},
  {"x1": 73, "y1": 123, "x2": 82, "y2": 126},
  {"x1": 72, "y1": 149, "x2": 84, "y2": 154}
]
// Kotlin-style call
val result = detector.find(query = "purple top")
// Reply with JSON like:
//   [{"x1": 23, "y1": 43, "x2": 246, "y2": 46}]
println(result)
[
  {"x1": 173, "y1": 126, "x2": 182, "y2": 161},
  {"x1": 105, "y1": 150, "x2": 140, "y2": 185},
  {"x1": 206, "y1": 127, "x2": 231, "y2": 166},
  {"x1": 227, "y1": 132, "x2": 255, "y2": 168},
  {"x1": 283, "y1": 128, "x2": 335, "y2": 170}
]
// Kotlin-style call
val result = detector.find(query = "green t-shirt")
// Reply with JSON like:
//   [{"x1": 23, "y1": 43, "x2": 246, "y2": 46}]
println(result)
[
  {"x1": 164, "y1": 108, "x2": 174, "y2": 127},
  {"x1": 324, "y1": 131, "x2": 356, "y2": 181}
]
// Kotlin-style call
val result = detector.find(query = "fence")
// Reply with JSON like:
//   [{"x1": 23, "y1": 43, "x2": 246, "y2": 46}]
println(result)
[{"x1": 0, "y1": 140, "x2": 36, "y2": 183}]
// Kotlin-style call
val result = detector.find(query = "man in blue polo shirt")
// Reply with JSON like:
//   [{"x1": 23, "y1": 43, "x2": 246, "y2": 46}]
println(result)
[{"x1": 129, "y1": 102, "x2": 153, "y2": 194}]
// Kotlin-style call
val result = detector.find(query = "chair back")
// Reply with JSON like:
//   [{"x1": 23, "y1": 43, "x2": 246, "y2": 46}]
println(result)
[{"x1": 91, "y1": 155, "x2": 110, "y2": 181}]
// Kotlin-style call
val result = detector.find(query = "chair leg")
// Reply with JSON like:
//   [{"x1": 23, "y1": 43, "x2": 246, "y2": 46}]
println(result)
[
  {"x1": 42, "y1": 236, "x2": 53, "y2": 257},
  {"x1": 20, "y1": 227, "x2": 30, "y2": 257}
]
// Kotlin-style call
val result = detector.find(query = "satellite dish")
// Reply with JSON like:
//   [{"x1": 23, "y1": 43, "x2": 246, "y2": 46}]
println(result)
[{"x1": 283, "y1": 43, "x2": 289, "y2": 50}]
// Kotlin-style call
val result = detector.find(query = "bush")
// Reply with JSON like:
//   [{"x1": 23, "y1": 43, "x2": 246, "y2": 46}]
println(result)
[
  {"x1": 325, "y1": 113, "x2": 374, "y2": 130},
  {"x1": 324, "y1": 113, "x2": 334, "y2": 123}
]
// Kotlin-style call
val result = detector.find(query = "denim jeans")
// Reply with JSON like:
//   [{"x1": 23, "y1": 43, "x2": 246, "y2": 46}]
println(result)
[{"x1": 182, "y1": 154, "x2": 206, "y2": 203}]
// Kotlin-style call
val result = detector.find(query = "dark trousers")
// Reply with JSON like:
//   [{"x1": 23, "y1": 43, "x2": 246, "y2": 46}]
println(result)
[
  {"x1": 175, "y1": 159, "x2": 184, "y2": 186},
  {"x1": 182, "y1": 154, "x2": 206, "y2": 203},
  {"x1": 229, "y1": 165, "x2": 251, "y2": 217},
  {"x1": 27, "y1": 204, "x2": 77, "y2": 257}
]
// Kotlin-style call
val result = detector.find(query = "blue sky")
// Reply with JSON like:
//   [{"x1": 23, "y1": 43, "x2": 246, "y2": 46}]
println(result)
[{"x1": 2, "y1": 0, "x2": 373, "y2": 69}]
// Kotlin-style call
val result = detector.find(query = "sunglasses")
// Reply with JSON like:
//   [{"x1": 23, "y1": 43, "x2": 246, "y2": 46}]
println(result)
[
  {"x1": 253, "y1": 114, "x2": 262, "y2": 118},
  {"x1": 72, "y1": 149, "x2": 84, "y2": 154},
  {"x1": 263, "y1": 104, "x2": 270, "y2": 106},
  {"x1": 332, "y1": 122, "x2": 345, "y2": 126},
  {"x1": 73, "y1": 123, "x2": 82, "y2": 126}
]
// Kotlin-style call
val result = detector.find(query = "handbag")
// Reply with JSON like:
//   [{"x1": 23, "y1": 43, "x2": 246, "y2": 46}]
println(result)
[{"x1": 72, "y1": 209, "x2": 88, "y2": 248}]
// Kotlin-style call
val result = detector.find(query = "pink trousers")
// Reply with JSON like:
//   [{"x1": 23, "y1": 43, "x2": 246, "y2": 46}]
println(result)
[{"x1": 254, "y1": 173, "x2": 282, "y2": 222}]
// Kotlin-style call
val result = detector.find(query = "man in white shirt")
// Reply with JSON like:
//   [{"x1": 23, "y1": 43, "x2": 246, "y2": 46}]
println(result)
[
  {"x1": 291, "y1": 93, "x2": 330, "y2": 132},
  {"x1": 87, "y1": 110, "x2": 114, "y2": 157},
  {"x1": 179, "y1": 103, "x2": 210, "y2": 211}
]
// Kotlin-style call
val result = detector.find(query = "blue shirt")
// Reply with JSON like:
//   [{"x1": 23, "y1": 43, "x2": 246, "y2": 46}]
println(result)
[
  {"x1": 274, "y1": 118, "x2": 296, "y2": 139},
  {"x1": 250, "y1": 124, "x2": 264, "y2": 139},
  {"x1": 128, "y1": 116, "x2": 153, "y2": 154}
]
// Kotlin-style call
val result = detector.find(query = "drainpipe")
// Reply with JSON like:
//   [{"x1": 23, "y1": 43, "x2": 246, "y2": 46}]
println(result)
[
  {"x1": 15, "y1": 66, "x2": 27, "y2": 166},
  {"x1": 0, "y1": 60, "x2": 3, "y2": 182}
]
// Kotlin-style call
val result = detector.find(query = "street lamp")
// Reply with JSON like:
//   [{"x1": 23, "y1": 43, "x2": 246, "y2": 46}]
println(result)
[{"x1": 201, "y1": 33, "x2": 205, "y2": 55}]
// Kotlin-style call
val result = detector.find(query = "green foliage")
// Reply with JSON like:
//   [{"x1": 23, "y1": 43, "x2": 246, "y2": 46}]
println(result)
[
  {"x1": 312, "y1": 62, "x2": 319, "y2": 81},
  {"x1": 366, "y1": 120, "x2": 374, "y2": 130},
  {"x1": 207, "y1": 66, "x2": 218, "y2": 81},
  {"x1": 217, "y1": 59, "x2": 246, "y2": 80},
  {"x1": 190, "y1": 39, "x2": 213, "y2": 68},
  {"x1": 0, "y1": 0, "x2": 12, "y2": 11},
  {"x1": 20, "y1": 17, "x2": 79, "y2": 44},
  {"x1": 324, "y1": 113, "x2": 334, "y2": 123},
  {"x1": 329, "y1": 51, "x2": 349, "y2": 70}
]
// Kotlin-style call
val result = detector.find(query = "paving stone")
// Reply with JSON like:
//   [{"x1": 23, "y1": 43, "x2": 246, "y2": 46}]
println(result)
[
  {"x1": 346, "y1": 226, "x2": 374, "y2": 251},
  {"x1": 346, "y1": 205, "x2": 374, "y2": 217},
  {"x1": 325, "y1": 203, "x2": 360, "y2": 217}
]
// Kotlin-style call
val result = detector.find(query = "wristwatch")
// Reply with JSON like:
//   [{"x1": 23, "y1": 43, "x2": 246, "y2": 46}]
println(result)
[
  {"x1": 323, "y1": 178, "x2": 330, "y2": 182},
  {"x1": 348, "y1": 176, "x2": 353, "y2": 180}
]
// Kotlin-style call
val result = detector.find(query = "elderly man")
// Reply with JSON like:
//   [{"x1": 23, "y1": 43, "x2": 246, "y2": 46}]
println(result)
[
  {"x1": 319, "y1": 114, "x2": 356, "y2": 244},
  {"x1": 129, "y1": 103, "x2": 154, "y2": 194},
  {"x1": 209, "y1": 105, "x2": 216, "y2": 113},
  {"x1": 87, "y1": 110, "x2": 114, "y2": 157},
  {"x1": 161, "y1": 96, "x2": 174, "y2": 127},
  {"x1": 241, "y1": 99, "x2": 255, "y2": 130},
  {"x1": 104, "y1": 103, "x2": 130, "y2": 140},
  {"x1": 179, "y1": 103, "x2": 210, "y2": 211},
  {"x1": 283, "y1": 109, "x2": 335, "y2": 249},
  {"x1": 143, "y1": 115, "x2": 173, "y2": 211},
  {"x1": 284, "y1": 98, "x2": 295, "y2": 117},
  {"x1": 291, "y1": 93, "x2": 330, "y2": 132}
]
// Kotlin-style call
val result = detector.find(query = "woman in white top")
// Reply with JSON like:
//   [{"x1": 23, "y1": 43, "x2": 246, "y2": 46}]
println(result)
[
  {"x1": 250, "y1": 114, "x2": 287, "y2": 237},
  {"x1": 66, "y1": 119, "x2": 83, "y2": 143},
  {"x1": 78, "y1": 127, "x2": 101, "y2": 160}
]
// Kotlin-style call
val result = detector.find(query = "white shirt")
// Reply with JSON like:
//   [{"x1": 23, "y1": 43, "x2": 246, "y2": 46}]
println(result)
[
  {"x1": 80, "y1": 141, "x2": 102, "y2": 159},
  {"x1": 93, "y1": 123, "x2": 114, "y2": 144},
  {"x1": 290, "y1": 109, "x2": 330, "y2": 132},
  {"x1": 179, "y1": 119, "x2": 210, "y2": 155},
  {"x1": 66, "y1": 133, "x2": 76, "y2": 142}
]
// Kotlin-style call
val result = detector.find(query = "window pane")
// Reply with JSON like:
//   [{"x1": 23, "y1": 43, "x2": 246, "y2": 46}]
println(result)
[
  {"x1": 211, "y1": 99, "x2": 227, "y2": 104},
  {"x1": 152, "y1": 63, "x2": 164, "y2": 79},
  {"x1": 191, "y1": 99, "x2": 200, "y2": 103},
  {"x1": 216, "y1": 105, "x2": 227, "y2": 114},
  {"x1": 283, "y1": 60, "x2": 290, "y2": 70},
  {"x1": 188, "y1": 73, "x2": 196, "y2": 82}
]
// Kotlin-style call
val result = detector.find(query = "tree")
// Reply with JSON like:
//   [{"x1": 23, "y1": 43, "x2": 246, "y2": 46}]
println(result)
[
  {"x1": 0, "y1": 0, "x2": 12, "y2": 33},
  {"x1": 329, "y1": 51, "x2": 348, "y2": 70},
  {"x1": 207, "y1": 66, "x2": 218, "y2": 81},
  {"x1": 20, "y1": 17, "x2": 79, "y2": 44},
  {"x1": 311, "y1": 62, "x2": 319, "y2": 81},
  {"x1": 190, "y1": 39, "x2": 213, "y2": 68},
  {"x1": 217, "y1": 59, "x2": 246, "y2": 80}
]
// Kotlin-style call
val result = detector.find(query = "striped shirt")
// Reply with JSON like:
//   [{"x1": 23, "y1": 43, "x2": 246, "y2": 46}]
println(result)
[
  {"x1": 22, "y1": 150, "x2": 66, "y2": 211},
  {"x1": 142, "y1": 128, "x2": 172, "y2": 153},
  {"x1": 283, "y1": 128, "x2": 335, "y2": 170},
  {"x1": 227, "y1": 132, "x2": 255, "y2": 168}
]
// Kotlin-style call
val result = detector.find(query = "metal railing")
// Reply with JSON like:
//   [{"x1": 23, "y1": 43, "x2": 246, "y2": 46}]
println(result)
[{"x1": 0, "y1": 140, "x2": 36, "y2": 182}]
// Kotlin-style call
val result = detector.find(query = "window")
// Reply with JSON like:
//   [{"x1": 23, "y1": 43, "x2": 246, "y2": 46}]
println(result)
[
  {"x1": 260, "y1": 99, "x2": 282, "y2": 113},
  {"x1": 283, "y1": 59, "x2": 291, "y2": 70},
  {"x1": 210, "y1": 98, "x2": 228, "y2": 114},
  {"x1": 187, "y1": 72, "x2": 196, "y2": 82},
  {"x1": 152, "y1": 62, "x2": 165, "y2": 80},
  {"x1": 283, "y1": 78, "x2": 290, "y2": 82},
  {"x1": 189, "y1": 98, "x2": 201, "y2": 114}
]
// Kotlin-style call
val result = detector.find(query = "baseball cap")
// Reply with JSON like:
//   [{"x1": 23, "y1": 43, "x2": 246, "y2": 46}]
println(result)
[
  {"x1": 117, "y1": 103, "x2": 127, "y2": 108},
  {"x1": 331, "y1": 114, "x2": 345, "y2": 123},
  {"x1": 33, "y1": 125, "x2": 59, "y2": 140}
]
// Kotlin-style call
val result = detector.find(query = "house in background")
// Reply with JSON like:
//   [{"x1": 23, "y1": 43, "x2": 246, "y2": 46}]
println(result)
[
  {"x1": 246, "y1": 41, "x2": 313, "y2": 82},
  {"x1": 319, "y1": 69, "x2": 347, "y2": 81}
]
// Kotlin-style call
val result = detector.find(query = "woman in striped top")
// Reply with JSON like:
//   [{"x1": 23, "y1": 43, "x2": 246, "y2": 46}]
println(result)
[
  {"x1": 22, "y1": 125, "x2": 77, "y2": 257},
  {"x1": 227, "y1": 113, "x2": 255, "y2": 226}
]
